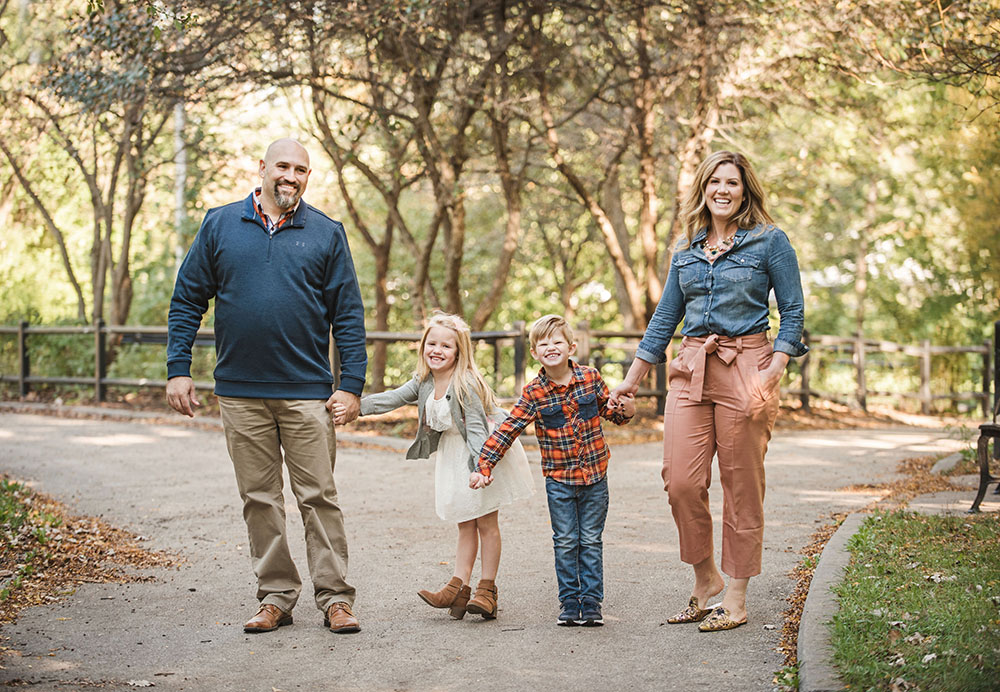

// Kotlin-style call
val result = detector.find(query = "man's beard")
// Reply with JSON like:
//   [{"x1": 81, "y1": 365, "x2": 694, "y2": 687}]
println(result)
[{"x1": 273, "y1": 181, "x2": 301, "y2": 209}]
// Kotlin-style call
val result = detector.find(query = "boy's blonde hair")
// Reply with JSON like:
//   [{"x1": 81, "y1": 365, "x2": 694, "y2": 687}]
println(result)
[
  {"x1": 416, "y1": 312, "x2": 498, "y2": 412},
  {"x1": 529, "y1": 314, "x2": 575, "y2": 350}
]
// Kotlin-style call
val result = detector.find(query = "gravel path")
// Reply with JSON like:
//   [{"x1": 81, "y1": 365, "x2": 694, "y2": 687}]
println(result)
[{"x1": 0, "y1": 411, "x2": 963, "y2": 691}]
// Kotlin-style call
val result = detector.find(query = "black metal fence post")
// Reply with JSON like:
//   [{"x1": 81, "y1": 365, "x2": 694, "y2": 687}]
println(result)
[
  {"x1": 492, "y1": 339, "x2": 501, "y2": 392},
  {"x1": 854, "y1": 330, "x2": 867, "y2": 411},
  {"x1": 993, "y1": 321, "x2": 999, "y2": 417},
  {"x1": 983, "y1": 337, "x2": 992, "y2": 419},
  {"x1": 655, "y1": 360, "x2": 666, "y2": 415},
  {"x1": 94, "y1": 319, "x2": 106, "y2": 402},
  {"x1": 993, "y1": 320, "x2": 999, "y2": 461},
  {"x1": 919, "y1": 339, "x2": 932, "y2": 415},
  {"x1": 800, "y1": 329, "x2": 811, "y2": 412},
  {"x1": 17, "y1": 320, "x2": 29, "y2": 398},
  {"x1": 513, "y1": 321, "x2": 526, "y2": 394},
  {"x1": 575, "y1": 321, "x2": 591, "y2": 365}
]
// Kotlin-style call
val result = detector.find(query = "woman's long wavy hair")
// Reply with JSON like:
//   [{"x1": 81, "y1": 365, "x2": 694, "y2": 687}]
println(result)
[
  {"x1": 415, "y1": 312, "x2": 498, "y2": 412},
  {"x1": 677, "y1": 151, "x2": 774, "y2": 249}
]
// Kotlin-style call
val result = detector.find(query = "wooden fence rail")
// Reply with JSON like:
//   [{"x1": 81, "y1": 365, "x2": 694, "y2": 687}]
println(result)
[{"x1": 0, "y1": 321, "x2": 995, "y2": 417}]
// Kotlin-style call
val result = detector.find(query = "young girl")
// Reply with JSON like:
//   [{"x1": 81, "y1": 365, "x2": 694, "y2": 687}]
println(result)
[{"x1": 334, "y1": 313, "x2": 533, "y2": 620}]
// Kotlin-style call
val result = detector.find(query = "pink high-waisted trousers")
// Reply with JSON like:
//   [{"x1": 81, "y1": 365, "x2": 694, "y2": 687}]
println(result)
[{"x1": 661, "y1": 331, "x2": 780, "y2": 578}]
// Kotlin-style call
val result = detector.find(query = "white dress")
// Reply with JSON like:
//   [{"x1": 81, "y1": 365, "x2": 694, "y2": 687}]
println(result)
[{"x1": 425, "y1": 394, "x2": 534, "y2": 523}]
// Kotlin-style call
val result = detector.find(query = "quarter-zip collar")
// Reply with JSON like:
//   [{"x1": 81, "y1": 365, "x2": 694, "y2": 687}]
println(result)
[{"x1": 241, "y1": 191, "x2": 308, "y2": 234}]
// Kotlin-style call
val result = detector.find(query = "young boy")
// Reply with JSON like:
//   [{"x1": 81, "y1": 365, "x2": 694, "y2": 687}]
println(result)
[{"x1": 471, "y1": 315, "x2": 634, "y2": 626}]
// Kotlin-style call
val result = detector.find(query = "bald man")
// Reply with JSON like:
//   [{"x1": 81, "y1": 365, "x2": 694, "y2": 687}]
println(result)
[{"x1": 167, "y1": 138, "x2": 367, "y2": 634}]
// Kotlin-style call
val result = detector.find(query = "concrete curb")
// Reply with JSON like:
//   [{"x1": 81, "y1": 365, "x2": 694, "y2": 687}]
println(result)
[
  {"x1": 930, "y1": 452, "x2": 963, "y2": 474},
  {"x1": 797, "y1": 512, "x2": 866, "y2": 692}
]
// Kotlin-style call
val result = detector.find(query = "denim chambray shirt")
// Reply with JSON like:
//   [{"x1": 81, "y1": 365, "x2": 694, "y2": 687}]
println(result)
[{"x1": 635, "y1": 223, "x2": 808, "y2": 363}]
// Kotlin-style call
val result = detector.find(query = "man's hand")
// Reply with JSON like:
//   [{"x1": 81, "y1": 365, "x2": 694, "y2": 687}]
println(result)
[
  {"x1": 166, "y1": 376, "x2": 201, "y2": 417},
  {"x1": 326, "y1": 390, "x2": 360, "y2": 424},
  {"x1": 329, "y1": 402, "x2": 348, "y2": 425}
]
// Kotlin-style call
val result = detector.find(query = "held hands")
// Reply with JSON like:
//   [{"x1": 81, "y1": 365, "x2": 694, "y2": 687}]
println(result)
[
  {"x1": 608, "y1": 381, "x2": 639, "y2": 409},
  {"x1": 604, "y1": 392, "x2": 636, "y2": 419},
  {"x1": 330, "y1": 402, "x2": 348, "y2": 424},
  {"x1": 326, "y1": 391, "x2": 361, "y2": 425},
  {"x1": 469, "y1": 471, "x2": 493, "y2": 490},
  {"x1": 166, "y1": 376, "x2": 201, "y2": 417},
  {"x1": 615, "y1": 393, "x2": 636, "y2": 419}
]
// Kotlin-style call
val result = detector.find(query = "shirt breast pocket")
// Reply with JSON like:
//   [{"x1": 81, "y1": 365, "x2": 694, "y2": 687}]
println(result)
[
  {"x1": 575, "y1": 392, "x2": 599, "y2": 420},
  {"x1": 720, "y1": 252, "x2": 762, "y2": 283},
  {"x1": 676, "y1": 255, "x2": 702, "y2": 287},
  {"x1": 539, "y1": 404, "x2": 566, "y2": 429}
]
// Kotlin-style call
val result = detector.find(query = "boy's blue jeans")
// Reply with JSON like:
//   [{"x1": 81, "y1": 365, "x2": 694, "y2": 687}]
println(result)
[{"x1": 544, "y1": 476, "x2": 609, "y2": 604}]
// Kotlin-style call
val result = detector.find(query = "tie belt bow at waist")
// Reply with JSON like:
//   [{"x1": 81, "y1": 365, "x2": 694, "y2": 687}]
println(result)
[{"x1": 679, "y1": 332, "x2": 770, "y2": 402}]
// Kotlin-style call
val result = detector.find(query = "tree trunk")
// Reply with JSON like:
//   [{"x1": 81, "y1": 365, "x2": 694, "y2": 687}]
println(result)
[
  {"x1": 662, "y1": 104, "x2": 719, "y2": 278},
  {"x1": 471, "y1": 107, "x2": 524, "y2": 331},
  {"x1": 600, "y1": 166, "x2": 638, "y2": 331},
  {"x1": 535, "y1": 73, "x2": 646, "y2": 326},
  {"x1": 444, "y1": 188, "x2": 466, "y2": 316},
  {"x1": 173, "y1": 100, "x2": 187, "y2": 275},
  {"x1": 371, "y1": 226, "x2": 392, "y2": 392},
  {"x1": 0, "y1": 137, "x2": 88, "y2": 321},
  {"x1": 634, "y1": 7, "x2": 663, "y2": 322}
]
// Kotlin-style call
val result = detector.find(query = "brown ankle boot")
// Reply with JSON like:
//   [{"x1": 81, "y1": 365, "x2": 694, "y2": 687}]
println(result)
[
  {"x1": 448, "y1": 584, "x2": 472, "y2": 620},
  {"x1": 465, "y1": 579, "x2": 498, "y2": 619},
  {"x1": 417, "y1": 576, "x2": 465, "y2": 610}
]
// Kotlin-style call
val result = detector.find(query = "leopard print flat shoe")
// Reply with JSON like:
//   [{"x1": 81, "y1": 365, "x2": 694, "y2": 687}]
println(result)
[
  {"x1": 698, "y1": 606, "x2": 747, "y2": 632},
  {"x1": 666, "y1": 596, "x2": 713, "y2": 624}
]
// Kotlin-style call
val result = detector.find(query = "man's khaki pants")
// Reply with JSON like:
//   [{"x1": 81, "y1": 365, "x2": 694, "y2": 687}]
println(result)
[{"x1": 218, "y1": 396, "x2": 355, "y2": 614}]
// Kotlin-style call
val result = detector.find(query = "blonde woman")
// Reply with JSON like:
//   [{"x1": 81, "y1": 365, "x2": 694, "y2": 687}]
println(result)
[
  {"x1": 336, "y1": 313, "x2": 533, "y2": 620},
  {"x1": 609, "y1": 151, "x2": 807, "y2": 631}
]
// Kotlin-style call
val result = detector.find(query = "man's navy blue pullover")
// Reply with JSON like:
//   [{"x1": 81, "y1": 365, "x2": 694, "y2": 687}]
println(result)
[{"x1": 167, "y1": 193, "x2": 367, "y2": 398}]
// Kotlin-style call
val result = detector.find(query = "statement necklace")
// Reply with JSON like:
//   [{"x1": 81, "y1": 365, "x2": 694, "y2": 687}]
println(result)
[{"x1": 703, "y1": 233, "x2": 736, "y2": 259}]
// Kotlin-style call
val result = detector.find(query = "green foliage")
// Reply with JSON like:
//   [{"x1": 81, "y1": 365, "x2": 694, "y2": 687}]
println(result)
[
  {"x1": 832, "y1": 510, "x2": 1000, "y2": 691},
  {"x1": 0, "y1": 479, "x2": 60, "y2": 603},
  {"x1": 0, "y1": 479, "x2": 32, "y2": 537},
  {"x1": 772, "y1": 663, "x2": 799, "y2": 691},
  {"x1": 0, "y1": 1, "x2": 996, "y2": 410}
]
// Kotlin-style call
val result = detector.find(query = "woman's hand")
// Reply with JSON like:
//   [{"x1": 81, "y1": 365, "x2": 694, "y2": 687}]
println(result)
[
  {"x1": 609, "y1": 357, "x2": 652, "y2": 407},
  {"x1": 757, "y1": 352, "x2": 790, "y2": 396},
  {"x1": 608, "y1": 381, "x2": 639, "y2": 407}
]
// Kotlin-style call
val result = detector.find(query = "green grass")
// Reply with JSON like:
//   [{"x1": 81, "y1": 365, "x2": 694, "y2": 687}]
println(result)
[
  {"x1": 0, "y1": 478, "x2": 61, "y2": 602},
  {"x1": 832, "y1": 510, "x2": 1000, "y2": 691}
]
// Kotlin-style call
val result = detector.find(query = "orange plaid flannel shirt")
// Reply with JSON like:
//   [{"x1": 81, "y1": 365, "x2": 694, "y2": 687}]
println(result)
[
  {"x1": 477, "y1": 361, "x2": 631, "y2": 486},
  {"x1": 252, "y1": 188, "x2": 297, "y2": 234}
]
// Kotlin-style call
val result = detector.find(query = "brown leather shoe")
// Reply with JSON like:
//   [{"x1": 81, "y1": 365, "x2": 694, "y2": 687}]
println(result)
[
  {"x1": 243, "y1": 604, "x2": 292, "y2": 633},
  {"x1": 324, "y1": 601, "x2": 361, "y2": 634}
]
